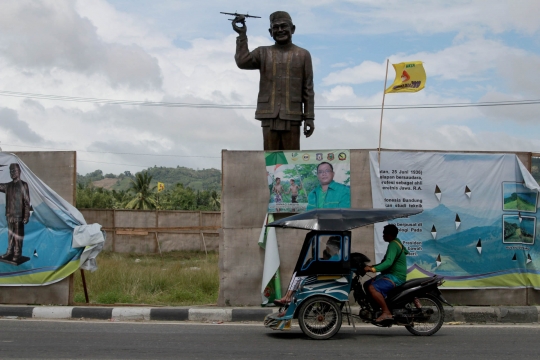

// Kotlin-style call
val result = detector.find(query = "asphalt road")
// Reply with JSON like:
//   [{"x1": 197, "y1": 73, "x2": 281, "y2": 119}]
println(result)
[{"x1": 1, "y1": 319, "x2": 540, "y2": 359}]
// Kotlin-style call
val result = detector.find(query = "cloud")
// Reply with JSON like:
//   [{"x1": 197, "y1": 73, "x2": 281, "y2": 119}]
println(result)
[
  {"x1": 0, "y1": 0, "x2": 162, "y2": 89},
  {"x1": 323, "y1": 61, "x2": 386, "y2": 85},
  {"x1": 319, "y1": 0, "x2": 540, "y2": 36},
  {"x1": 402, "y1": 38, "x2": 530, "y2": 82},
  {"x1": 0, "y1": 108, "x2": 44, "y2": 143},
  {"x1": 324, "y1": 37, "x2": 534, "y2": 86},
  {"x1": 93, "y1": 1, "x2": 540, "y2": 38},
  {"x1": 478, "y1": 92, "x2": 540, "y2": 124}
]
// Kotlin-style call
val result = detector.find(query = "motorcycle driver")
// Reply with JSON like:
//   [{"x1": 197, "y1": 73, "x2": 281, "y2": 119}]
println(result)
[{"x1": 364, "y1": 224, "x2": 408, "y2": 322}]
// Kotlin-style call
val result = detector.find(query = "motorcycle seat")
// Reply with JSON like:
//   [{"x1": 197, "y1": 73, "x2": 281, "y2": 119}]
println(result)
[{"x1": 387, "y1": 277, "x2": 433, "y2": 298}]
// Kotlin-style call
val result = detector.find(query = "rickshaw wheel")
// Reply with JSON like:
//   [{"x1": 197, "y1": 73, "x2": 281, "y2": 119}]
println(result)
[{"x1": 298, "y1": 296, "x2": 342, "y2": 340}]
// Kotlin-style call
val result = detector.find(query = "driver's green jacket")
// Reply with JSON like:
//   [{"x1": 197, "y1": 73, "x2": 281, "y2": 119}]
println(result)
[
  {"x1": 306, "y1": 181, "x2": 351, "y2": 210},
  {"x1": 373, "y1": 238, "x2": 408, "y2": 284}
]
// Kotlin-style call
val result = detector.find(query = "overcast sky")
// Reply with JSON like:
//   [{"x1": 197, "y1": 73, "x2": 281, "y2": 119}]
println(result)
[{"x1": 0, "y1": 0, "x2": 539, "y2": 175}]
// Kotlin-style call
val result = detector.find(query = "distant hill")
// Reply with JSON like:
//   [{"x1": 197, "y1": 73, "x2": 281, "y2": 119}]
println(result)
[
  {"x1": 92, "y1": 178, "x2": 119, "y2": 190},
  {"x1": 77, "y1": 166, "x2": 221, "y2": 192}
]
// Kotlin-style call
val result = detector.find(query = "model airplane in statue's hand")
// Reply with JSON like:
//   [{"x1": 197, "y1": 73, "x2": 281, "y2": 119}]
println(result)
[{"x1": 220, "y1": 12, "x2": 261, "y2": 27}]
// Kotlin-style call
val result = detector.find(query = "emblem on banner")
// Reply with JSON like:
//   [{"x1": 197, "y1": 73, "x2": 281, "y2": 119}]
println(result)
[
  {"x1": 316, "y1": 153, "x2": 323, "y2": 161},
  {"x1": 338, "y1": 152, "x2": 347, "y2": 161},
  {"x1": 291, "y1": 152, "x2": 298, "y2": 161},
  {"x1": 327, "y1": 153, "x2": 334, "y2": 161},
  {"x1": 302, "y1": 154, "x2": 310, "y2": 161}
]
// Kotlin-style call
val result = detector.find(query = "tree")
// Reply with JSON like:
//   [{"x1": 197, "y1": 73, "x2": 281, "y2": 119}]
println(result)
[
  {"x1": 209, "y1": 190, "x2": 221, "y2": 211},
  {"x1": 164, "y1": 183, "x2": 197, "y2": 210},
  {"x1": 125, "y1": 172, "x2": 157, "y2": 210},
  {"x1": 76, "y1": 183, "x2": 115, "y2": 209},
  {"x1": 111, "y1": 190, "x2": 131, "y2": 209}
]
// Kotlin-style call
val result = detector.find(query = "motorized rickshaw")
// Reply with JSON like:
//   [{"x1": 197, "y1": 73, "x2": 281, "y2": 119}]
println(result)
[{"x1": 263, "y1": 208, "x2": 449, "y2": 339}]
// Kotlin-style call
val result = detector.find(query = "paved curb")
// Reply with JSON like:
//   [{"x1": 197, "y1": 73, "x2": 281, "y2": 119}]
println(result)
[
  {"x1": 0, "y1": 306, "x2": 276, "y2": 322},
  {"x1": 445, "y1": 306, "x2": 540, "y2": 323},
  {"x1": 1, "y1": 305, "x2": 539, "y2": 323}
]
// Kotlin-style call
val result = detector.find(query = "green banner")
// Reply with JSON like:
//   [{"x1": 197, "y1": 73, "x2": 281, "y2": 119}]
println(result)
[{"x1": 266, "y1": 150, "x2": 351, "y2": 213}]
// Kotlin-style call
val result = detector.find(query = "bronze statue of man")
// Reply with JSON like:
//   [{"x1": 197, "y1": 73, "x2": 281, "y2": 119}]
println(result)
[
  {"x1": 233, "y1": 11, "x2": 315, "y2": 150},
  {"x1": 0, "y1": 163, "x2": 31, "y2": 263}
]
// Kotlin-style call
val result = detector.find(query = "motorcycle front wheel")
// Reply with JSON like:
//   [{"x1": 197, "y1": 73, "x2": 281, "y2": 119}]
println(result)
[
  {"x1": 298, "y1": 296, "x2": 342, "y2": 340},
  {"x1": 405, "y1": 295, "x2": 444, "y2": 336}
]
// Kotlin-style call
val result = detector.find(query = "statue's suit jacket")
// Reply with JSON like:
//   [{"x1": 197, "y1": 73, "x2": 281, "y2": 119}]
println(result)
[
  {"x1": 0, "y1": 180, "x2": 30, "y2": 223},
  {"x1": 235, "y1": 35, "x2": 315, "y2": 122}
]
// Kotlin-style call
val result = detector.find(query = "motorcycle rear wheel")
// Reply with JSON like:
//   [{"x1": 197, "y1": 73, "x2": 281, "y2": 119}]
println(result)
[
  {"x1": 298, "y1": 296, "x2": 342, "y2": 340},
  {"x1": 405, "y1": 295, "x2": 444, "y2": 336}
]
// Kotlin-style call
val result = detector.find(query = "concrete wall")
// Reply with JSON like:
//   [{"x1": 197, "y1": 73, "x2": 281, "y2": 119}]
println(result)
[
  {"x1": 15, "y1": 151, "x2": 76, "y2": 203},
  {"x1": 219, "y1": 149, "x2": 374, "y2": 306},
  {"x1": 80, "y1": 209, "x2": 221, "y2": 253},
  {"x1": 219, "y1": 149, "x2": 539, "y2": 306},
  {"x1": 0, "y1": 151, "x2": 76, "y2": 305}
]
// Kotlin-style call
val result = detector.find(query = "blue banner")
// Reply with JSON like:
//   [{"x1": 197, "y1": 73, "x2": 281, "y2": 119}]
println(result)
[
  {"x1": 0, "y1": 153, "x2": 89, "y2": 285},
  {"x1": 370, "y1": 152, "x2": 540, "y2": 288}
]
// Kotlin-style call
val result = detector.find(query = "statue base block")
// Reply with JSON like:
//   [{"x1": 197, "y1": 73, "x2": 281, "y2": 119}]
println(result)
[{"x1": 0, "y1": 256, "x2": 31, "y2": 266}]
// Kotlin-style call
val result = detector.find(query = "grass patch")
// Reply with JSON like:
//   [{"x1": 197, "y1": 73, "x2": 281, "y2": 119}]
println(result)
[
  {"x1": 73, "y1": 251, "x2": 219, "y2": 306},
  {"x1": 504, "y1": 198, "x2": 536, "y2": 212}
]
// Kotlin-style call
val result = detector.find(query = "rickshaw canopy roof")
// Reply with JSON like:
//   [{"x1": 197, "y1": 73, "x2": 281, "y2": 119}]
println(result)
[{"x1": 267, "y1": 208, "x2": 422, "y2": 231}]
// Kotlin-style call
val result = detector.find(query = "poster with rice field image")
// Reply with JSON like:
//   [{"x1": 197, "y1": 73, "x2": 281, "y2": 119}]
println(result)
[
  {"x1": 502, "y1": 182, "x2": 538, "y2": 212},
  {"x1": 503, "y1": 215, "x2": 535, "y2": 244}
]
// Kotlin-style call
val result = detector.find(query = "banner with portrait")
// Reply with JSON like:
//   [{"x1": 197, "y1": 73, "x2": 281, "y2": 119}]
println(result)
[
  {"x1": 266, "y1": 150, "x2": 351, "y2": 213},
  {"x1": 370, "y1": 151, "x2": 540, "y2": 288},
  {"x1": 0, "y1": 153, "x2": 102, "y2": 286}
]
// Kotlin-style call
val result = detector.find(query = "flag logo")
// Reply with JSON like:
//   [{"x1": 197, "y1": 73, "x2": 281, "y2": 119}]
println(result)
[{"x1": 401, "y1": 70, "x2": 410, "y2": 82}]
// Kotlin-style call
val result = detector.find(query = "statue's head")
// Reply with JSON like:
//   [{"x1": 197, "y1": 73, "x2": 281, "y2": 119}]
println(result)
[
  {"x1": 269, "y1": 11, "x2": 295, "y2": 45},
  {"x1": 9, "y1": 163, "x2": 21, "y2": 180}
]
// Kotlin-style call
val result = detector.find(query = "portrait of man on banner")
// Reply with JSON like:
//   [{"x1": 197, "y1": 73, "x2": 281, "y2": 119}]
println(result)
[{"x1": 265, "y1": 150, "x2": 351, "y2": 213}]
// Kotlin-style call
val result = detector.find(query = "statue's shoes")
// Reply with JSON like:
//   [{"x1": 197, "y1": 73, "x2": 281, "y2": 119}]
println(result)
[
  {"x1": 11, "y1": 256, "x2": 20, "y2": 262},
  {"x1": 0, "y1": 253, "x2": 13, "y2": 260}
]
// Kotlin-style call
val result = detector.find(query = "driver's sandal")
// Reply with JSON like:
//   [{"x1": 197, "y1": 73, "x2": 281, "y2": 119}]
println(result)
[{"x1": 374, "y1": 313, "x2": 394, "y2": 323}]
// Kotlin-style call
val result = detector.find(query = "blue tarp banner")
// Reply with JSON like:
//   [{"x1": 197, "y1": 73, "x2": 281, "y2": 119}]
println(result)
[
  {"x1": 370, "y1": 151, "x2": 540, "y2": 288},
  {"x1": 0, "y1": 153, "x2": 89, "y2": 285}
]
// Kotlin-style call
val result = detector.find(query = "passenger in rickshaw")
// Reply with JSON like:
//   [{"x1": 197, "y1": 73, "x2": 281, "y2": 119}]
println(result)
[
  {"x1": 363, "y1": 224, "x2": 408, "y2": 322},
  {"x1": 275, "y1": 236, "x2": 341, "y2": 306}
]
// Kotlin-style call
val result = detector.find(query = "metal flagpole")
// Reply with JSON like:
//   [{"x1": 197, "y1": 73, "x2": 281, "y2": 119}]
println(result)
[{"x1": 378, "y1": 59, "x2": 390, "y2": 165}]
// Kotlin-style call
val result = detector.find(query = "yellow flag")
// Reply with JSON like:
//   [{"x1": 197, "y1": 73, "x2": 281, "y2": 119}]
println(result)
[
  {"x1": 157, "y1": 182, "x2": 165, "y2": 192},
  {"x1": 385, "y1": 61, "x2": 426, "y2": 93}
]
